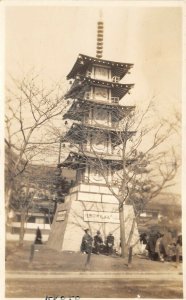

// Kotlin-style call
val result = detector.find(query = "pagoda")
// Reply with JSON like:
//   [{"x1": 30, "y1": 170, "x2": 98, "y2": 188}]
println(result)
[{"x1": 48, "y1": 19, "x2": 140, "y2": 253}]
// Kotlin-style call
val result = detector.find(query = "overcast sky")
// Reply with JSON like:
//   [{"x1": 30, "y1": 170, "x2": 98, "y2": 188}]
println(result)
[
  {"x1": 5, "y1": 2, "x2": 182, "y2": 193},
  {"x1": 6, "y1": 4, "x2": 182, "y2": 113}
]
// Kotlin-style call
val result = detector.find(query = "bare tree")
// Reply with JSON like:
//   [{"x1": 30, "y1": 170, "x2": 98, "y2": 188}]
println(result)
[
  {"x1": 5, "y1": 70, "x2": 67, "y2": 228},
  {"x1": 8, "y1": 162, "x2": 59, "y2": 246},
  {"x1": 55, "y1": 99, "x2": 181, "y2": 259}
]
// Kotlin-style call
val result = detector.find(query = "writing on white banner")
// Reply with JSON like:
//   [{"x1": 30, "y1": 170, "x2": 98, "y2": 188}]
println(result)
[{"x1": 84, "y1": 210, "x2": 119, "y2": 224}]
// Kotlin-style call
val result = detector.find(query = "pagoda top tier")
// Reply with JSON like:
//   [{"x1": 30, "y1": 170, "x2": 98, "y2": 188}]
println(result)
[{"x1": 67, "y1": 53, "x2": 133, "y2": 80}]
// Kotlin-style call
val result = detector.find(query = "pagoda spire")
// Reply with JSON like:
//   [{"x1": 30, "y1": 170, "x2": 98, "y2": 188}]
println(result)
[{"x1": 96, "y1": 11, "x2": 104, "y2": 59}]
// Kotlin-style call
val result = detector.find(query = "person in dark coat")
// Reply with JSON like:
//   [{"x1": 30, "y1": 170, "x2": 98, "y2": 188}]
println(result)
[
  {"x1": 94, "y1": 230, "x2": 103, "y2": 254},
  {"x1": 175, "y1": 233, "x2": 182, "y2": 264},
  {"x1": 140, "y1": 233, "x2": 148, "y2": 245},
  {"x1": 106, "y1": 233, "x2": 114, "y2": 255},
  {"x1": 35, "y1": 227, "x2": 42, "y2": 244},
  {"x1": 29, "y1": 227, "x2": 42, "y2": 262},
  {"x1": 155, "y1": 233, "x2": 166, "y2": 262},
  {"x1": 146, "y1": 232, "x2": 160, "y2": 260},
  {"x1": 81, "y1": 229, "x2": 93, "y2": 267}
]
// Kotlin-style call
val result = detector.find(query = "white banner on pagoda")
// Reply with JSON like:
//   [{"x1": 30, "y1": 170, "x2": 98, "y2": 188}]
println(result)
[{"x1": 84, "y1": 210, "x2": 119, "y2": 224}]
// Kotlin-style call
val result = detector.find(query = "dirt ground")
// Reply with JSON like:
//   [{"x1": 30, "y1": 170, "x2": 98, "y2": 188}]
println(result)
[
  {"x1": 6, "y1": 278, "x2": 183, "y2": 298},
  {"x1": 5, "y1": 241, "x2": 183, "y2": 273},
  {"x1": 5, "y1": 241, "x2": 183, "y2": 298}
]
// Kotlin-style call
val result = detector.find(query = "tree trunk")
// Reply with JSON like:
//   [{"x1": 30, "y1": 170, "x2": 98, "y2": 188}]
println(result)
[
  {"x1": 5, "y1": 182, "x2": 14, "y2": 224},
  {"x1": 19, "y1": 210, "x2": 26, "y2": 247},
  {"x1": 119, "y1": 204, "x2": 126, "y2": 258},
  {"x1": 127, "y1": 217, "x2": 136, "y2": 248},
  {"x1": 128, "y1": 246, "x2": 133, "y2": 267},
  {"x1": 119, "y1": 130, "x2": 128, "y2": 258},
  {"x1": 126, "y1": 217, "x2": 137, "y2": 266},
  {"x1": 127, "y1": 215, "x2": 142, "y2": 266}
]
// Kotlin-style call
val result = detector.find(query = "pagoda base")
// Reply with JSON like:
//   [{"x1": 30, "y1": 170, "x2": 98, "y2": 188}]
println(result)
[{"x1": 47, "y1": 183, "x2": 140, "y2": 253}]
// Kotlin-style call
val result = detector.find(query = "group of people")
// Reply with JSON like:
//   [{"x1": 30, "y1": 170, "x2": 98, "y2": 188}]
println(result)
[
  {"x1": 81, "y1": 229, "x2": 115, "y2": 266},
  {"x1": 140, "y1": 231, "x2": 182, "y2": 263}
]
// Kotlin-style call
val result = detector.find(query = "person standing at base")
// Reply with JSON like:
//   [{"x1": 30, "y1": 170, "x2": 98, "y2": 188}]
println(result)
[
  {"x1": 94, "y1": 230, "x2": 103, "y2": 254},
  {"x1": 155, "y1": 233, "x2": 166, "y2": 262},
  {"x1": 81, "y1": 229, "x2": 93, "y2": 267},
  {"x1": 35, "y1": 227, "x2": 43, "y2": 244},
  {"x1": 175, "y1": 233, "x2": 182, "y2": 266},
  {"x1": 106, "y1": 233, "x2": 114, "y2": 255},
  {"x1": 146, "y1": 231, "x2": 159, "y2": 260},
  {"x1": 29, "y1": 227, "x2": 42, "y2": 263}
]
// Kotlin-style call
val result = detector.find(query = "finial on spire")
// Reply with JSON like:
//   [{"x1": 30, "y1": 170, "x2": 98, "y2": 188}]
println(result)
[
  {"x1": 96, "y1": 11, "x2": 104, "y2": 59},
  {"x1": 99, "y1": 9, "x2": 102, "y2": 21}
]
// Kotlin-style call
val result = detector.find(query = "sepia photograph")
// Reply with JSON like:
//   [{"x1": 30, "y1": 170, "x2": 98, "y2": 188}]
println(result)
[{"x1": 3, "y1": 0, "x2": 184, "y2": 299}]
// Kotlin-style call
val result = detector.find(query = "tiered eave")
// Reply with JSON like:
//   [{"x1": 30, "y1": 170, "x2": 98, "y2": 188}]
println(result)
[
  {"x1": 59, "y1": 151, "x2": 136, "y2": 171},
  {"x1": 65, "y1": 76, "x2": 134, "y2": 100},
  {"x1": 63, "y1": 100, "x2": 135, "y2": 122},
  {"x1": 67, "y1": 54, "x2": 134, "y2": 80},
  {"x1": 62, "y1": 122, "x2": 136, "y2": 146}
]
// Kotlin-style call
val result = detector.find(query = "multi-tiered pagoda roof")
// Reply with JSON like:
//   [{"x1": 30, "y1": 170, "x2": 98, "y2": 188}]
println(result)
[
  {"x1": 63, "y1": 100, "x2": 135, "y2": 121},
  {"x1": 65, "y1": 76, "x2": 134, "y2": 100},
  {"x1": 59, "y1": 151, "x2": 135, "y2": 170},
  {"x1": 67, "y1": 54, "x2": 133, "y2": 80},
  {"x1": 62, "y1": 123, "x2": 136, "y2": 146},
  {"x1": 60, "y1": 53, "x2": 135, "y2": 176}
]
